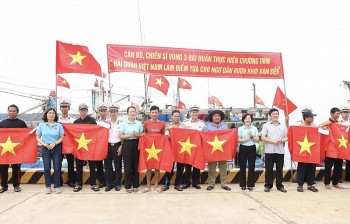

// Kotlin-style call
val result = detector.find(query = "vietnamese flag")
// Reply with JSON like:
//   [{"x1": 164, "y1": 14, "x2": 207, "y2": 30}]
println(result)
[
  {"x1": 327, "y1": 124, "x2": 350, "y2": 160},
  {"x1": 138, "y1": 134, "x2": 174, "y2": 172},
  {"x1": 57, "y1": 75, "x2": 70, "y2": 89},
  {"x1": 273, "y1": 87, "x2": 297, "y2": 115},
  {"x1": 200, "y1": 129, "x2": 237, "y2": 162},
  {"x1": 0, "y1": 128, "x2": 37, "y2": 164},
  {"x1": 177, "y1": 101, "x2": 186, "y2": 109},
  {"x1": 178, "y1": 77, "x2": 192, "y2": 90},
  {"x1": 56, "y1": 40, "x2": 102, "y2": 76},
  {"x1": 288, "y1": 126, "x2": 324, "y2": 164},
  {"x1": 62, "y1": 124, "x2": 108, "y2": 160},
  {"x1": 255, "y1": 95, "x2": 265, "y2": 106},
  {"x1": 148, "y1": 75, "x2": 170, "y2": 95},
  {"x1": 170, "y1": 128, "x2": 205, "y2": 170}
]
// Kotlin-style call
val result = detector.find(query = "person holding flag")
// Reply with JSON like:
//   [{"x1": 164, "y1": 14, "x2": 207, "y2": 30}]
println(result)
[
  {"x1": 36, "y1": 108, "x2": 65, "y2": 194},
  {"x1": 118, "y1": 106, "x2": 144, "y2": 193},
  {"x1": 340, "y1": 106, "x2": 350, "y2": 182},
  {"x1": 203, "y1": 110, "x2": 231, "y2": 191},
  {"x1": 162, "y1": 110, "x2": 185, "y2": 192},
  {"x1": 0, "y1": 104, "x2": 28, "y2": 193},
  {"x1": 296, "y1": 111, "x2": 319, "y2": 192},
  {"x1": 182, "y1": 105, "x2": 205, "y2": 189},
  {"x1": 261, "y1": 108, "x2": 288, "y2": 193},
  {"x1": 142, "y1": 105, "x2": 166, "y2": 193},
  {"x1": 58, "y1": 98, "x2": 76, "y2": 188},
  {"x1": 319, "y1": 107, "x2": 344, "y2": 190}
]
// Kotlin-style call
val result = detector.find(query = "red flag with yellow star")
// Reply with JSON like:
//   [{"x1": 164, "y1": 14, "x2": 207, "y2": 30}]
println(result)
[
  {"x1": 170, "y1": 128, "x2": 205, "y2": 170},
  {"x1": 138, "y1": 134, "x2": 174, "y2": 172},
  {"x1": 56, "y1": 40, "x2": 102, "y2": 76},
  {"x1": 327, "y1": 124, "x2": 350, "y2": 160},
  {"x1": 57, "y1": 75, "x2": 70, "y2": 89},
  {"x1": 176, "y1": 101, "x2": 186, "y2": 109},
  {"x1": 200, "y1": 129, "x2": 237, "y2": 162},
  {"x1": 147, "y1": 75, "x2": 169, "y2": 95},
  {"x1": 0, "y1": 128, "x2": 37, "y2": 164},
  {"x1": 255, "y1": 95, "x2": 265, "y2": 106},
  {"x1": 287, "y1": 126, "x2": 324, "y2": 164},
  {"x1": 273, "y1": 87, "x2": 297, "y2": 115},
  {"x1": 62, "y1": 124, "x2": 108, "y2": 160},
  {"x1": 178, "y1": 77, "x2": 192, "y2": 90}
]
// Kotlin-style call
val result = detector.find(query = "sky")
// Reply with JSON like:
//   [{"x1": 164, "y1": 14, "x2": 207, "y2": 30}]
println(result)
[{"x1": 1, "y1": 0, "x2": 350, "y2": 124}]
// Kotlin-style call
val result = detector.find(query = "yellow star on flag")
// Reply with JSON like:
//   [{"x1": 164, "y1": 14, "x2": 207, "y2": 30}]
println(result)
[
  {"x1": 0, "y1": 136, "x2": 20, "y2": 155},
  {"x1": 207, "y1": 135, "x2": 226, "y2": 153},
  {"x1": 69, "y1": 51, "x2": 87, "y2": 65},
  {"x1": 75, "y1": 133, "x2": 93, "y2": 151},
  {"x1": 145, "y1": 142, "x2": 162, "y2": 161},
  {"x1": 337, "y1": 134, "x2": 348, "y2": 149},
  {"x1": 182, "y1": 81, "x2": 187, "y2": 86},
  {"x1": 155, "y1": 78, "x2": 164, "y2": 87},
  {"x1": 178, "y1": 137, "x2": 197, "y2": 156},
  {"x1": 297, "y1": 135, "x2": 315, "y2": 154}
]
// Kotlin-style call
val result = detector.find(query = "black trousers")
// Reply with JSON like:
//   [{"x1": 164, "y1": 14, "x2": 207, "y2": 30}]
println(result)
[
  {"x1": 297, "y1": 162, "x2": 316, "y2": 186},
  {"x1": 184, "y1": 164, "x2": 200, "y2": 186},
  {"x1": 104, "y1": 142, "x2": 122, "y2": 187},
  {"x1": 75, "y1": 158, "x2": 85, "y2": 186},
  {"x1": 264, "y1": 153, "x2": 284, "y2": 189},
  {"x1": 346, "y1": 160, "x2": 350, "y2": 181},
  {"x1": 122, "y1": 139, "x2": 140, "y2": 189},
  {"x1": 61, "y1": 153, "x2": 76, "y2": 185},
  {"x1": 0, "y1": 164, "x2": 20, "y2": 188},
  {"x1": 324, "y1": 157, "x2": 342, "y2": 185},
  {"x1": 239, "y1": 145, "x2": 256, "y2": 187},
  {"x1": 164, "y1": 162, "x2": 185, "y2": 186},
  {"x1": 88, "y1": 160, "x2": 105, "y2": 186}
]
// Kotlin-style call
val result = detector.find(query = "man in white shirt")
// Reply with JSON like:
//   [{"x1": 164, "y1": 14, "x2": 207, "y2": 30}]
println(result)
[
  {"x1": 182, "y1": 105, "x2": 205, "y2": 189},
  {"x1": 58, "y1": 98, "x2": 76, "y2": 187}
]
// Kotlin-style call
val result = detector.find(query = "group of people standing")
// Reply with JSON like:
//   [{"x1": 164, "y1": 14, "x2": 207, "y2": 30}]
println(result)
[{"x1": 0, "y1": 100, "x2": 349, "y2": 194}]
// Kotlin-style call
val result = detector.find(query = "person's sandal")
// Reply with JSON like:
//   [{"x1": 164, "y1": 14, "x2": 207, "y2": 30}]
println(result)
[
  {"x1": 154, "y1": 187, "x2": 163, "y2": 193},
  {"x1": 325, "y1": 184, "x2": 331, "y2": 190},
  {"x1": 142, "y1": 187, "x2": 150, "y2": 193},
  {"x1": 307, "y1": 186, "x2": 318, "y2": 192},
  {"x1": 14, "y1": 186, "x2": 21, "y2": 192},
  {"x1": 73, "y1": 185, "x2": 82, "y2": 192},
  {"x1": 332, "y1": 184, "x2": 344, "y2": 189},
  {"x1": 0, "y1": 187, "x2": 8, "y2": 193},
  {"x1": 297, "y1": 186, "x2": 303, "y2": 192},
  {"x1": 91, "y1": 185, "x2": 100, "y2": 191}
]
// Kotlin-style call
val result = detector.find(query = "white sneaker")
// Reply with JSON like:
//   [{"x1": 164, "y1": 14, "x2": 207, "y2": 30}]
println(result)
[
  {"x1": 46, "y1": 187, "x2": 52, "y2": 194},
  {"x1": 55, "y1": 188, "x2": 62, "y2": 194}
]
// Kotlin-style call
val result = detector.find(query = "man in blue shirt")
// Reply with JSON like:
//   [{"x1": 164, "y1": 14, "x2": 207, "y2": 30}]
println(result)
[{"x1": 203, "y1": 110, "x2": 231, "y2": 191}]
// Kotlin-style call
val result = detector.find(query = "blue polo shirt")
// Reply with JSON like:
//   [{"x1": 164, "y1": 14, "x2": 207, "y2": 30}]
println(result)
[
  {"x1": 36, "y1": 122, "x2": 64, "y2": 144},
  {"x1": 119, "y1": 119, "x2": 143, "y2": 139},
  {"x1": 238, "y1": 125, "x2": 259, "y2": 146},
  {"x1": 202, "y1": 122, "x2": 228, "y2": 131}
]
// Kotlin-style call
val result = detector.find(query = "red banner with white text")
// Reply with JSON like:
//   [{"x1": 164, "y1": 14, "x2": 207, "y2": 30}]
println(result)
[{"x1": 107, "y1": 45, "x2": 284, "y2": 79}]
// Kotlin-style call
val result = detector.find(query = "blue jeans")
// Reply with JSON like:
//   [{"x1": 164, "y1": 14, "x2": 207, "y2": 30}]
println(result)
[{"x1": 42, "y1": 145, "x2": 62, "y2": 188}]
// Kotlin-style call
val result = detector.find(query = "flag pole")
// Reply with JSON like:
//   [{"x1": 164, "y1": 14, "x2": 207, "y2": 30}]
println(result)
[
  {"x1": 176, "y1": 77, "x2": 180, "y2": 107},
  {"x1": 137, "y1": 0, "x2": 149, "y2": 110}
]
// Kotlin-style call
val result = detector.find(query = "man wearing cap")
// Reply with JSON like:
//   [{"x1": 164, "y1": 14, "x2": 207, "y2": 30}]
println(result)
[
  {"x1": 296, "y1": 111, "x2": 318, "y2": 192},
  {"x1": 203, "y1": 110, "x2": 231, "y2": 191},
  {"x1": 261, "y1": 108, "x2": 288, "y2": 193},
  {"x1": 319, "y1": 107, "x2": 344, "y2": 189},
  {"x1": 340, "y1": 107, "x2": 350, "y2": 182},
  {"x1": 58, "y1": 98, "x2": 76, "y2": 187},
  {"x1": 182, "y1": 105, "x2": 205, "y2": 189},
  {"x1": 72, "y1": 103, "x2": 99, "y2": 192},
  {"x1": 92, "y1": 103, "x2": 109, "y2": 189},
  {"x1": 104, "y1": 103, "x2": 123, "y2": 192}
]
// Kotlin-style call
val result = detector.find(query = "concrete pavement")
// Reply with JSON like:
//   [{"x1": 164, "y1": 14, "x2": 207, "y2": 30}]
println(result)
[{"x1": 0, "y1": 181, "x2": 349, "y2": 224}]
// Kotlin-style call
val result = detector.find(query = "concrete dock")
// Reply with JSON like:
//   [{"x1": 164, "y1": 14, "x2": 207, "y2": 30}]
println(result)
[{"x1": 0, "y1": 181, "x2": 349, "y2": 224}]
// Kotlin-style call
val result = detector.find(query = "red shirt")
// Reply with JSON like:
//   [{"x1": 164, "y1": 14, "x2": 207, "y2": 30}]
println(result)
[{"x1": 144, "y1": 120, "x2": 165, "y2": 134}]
